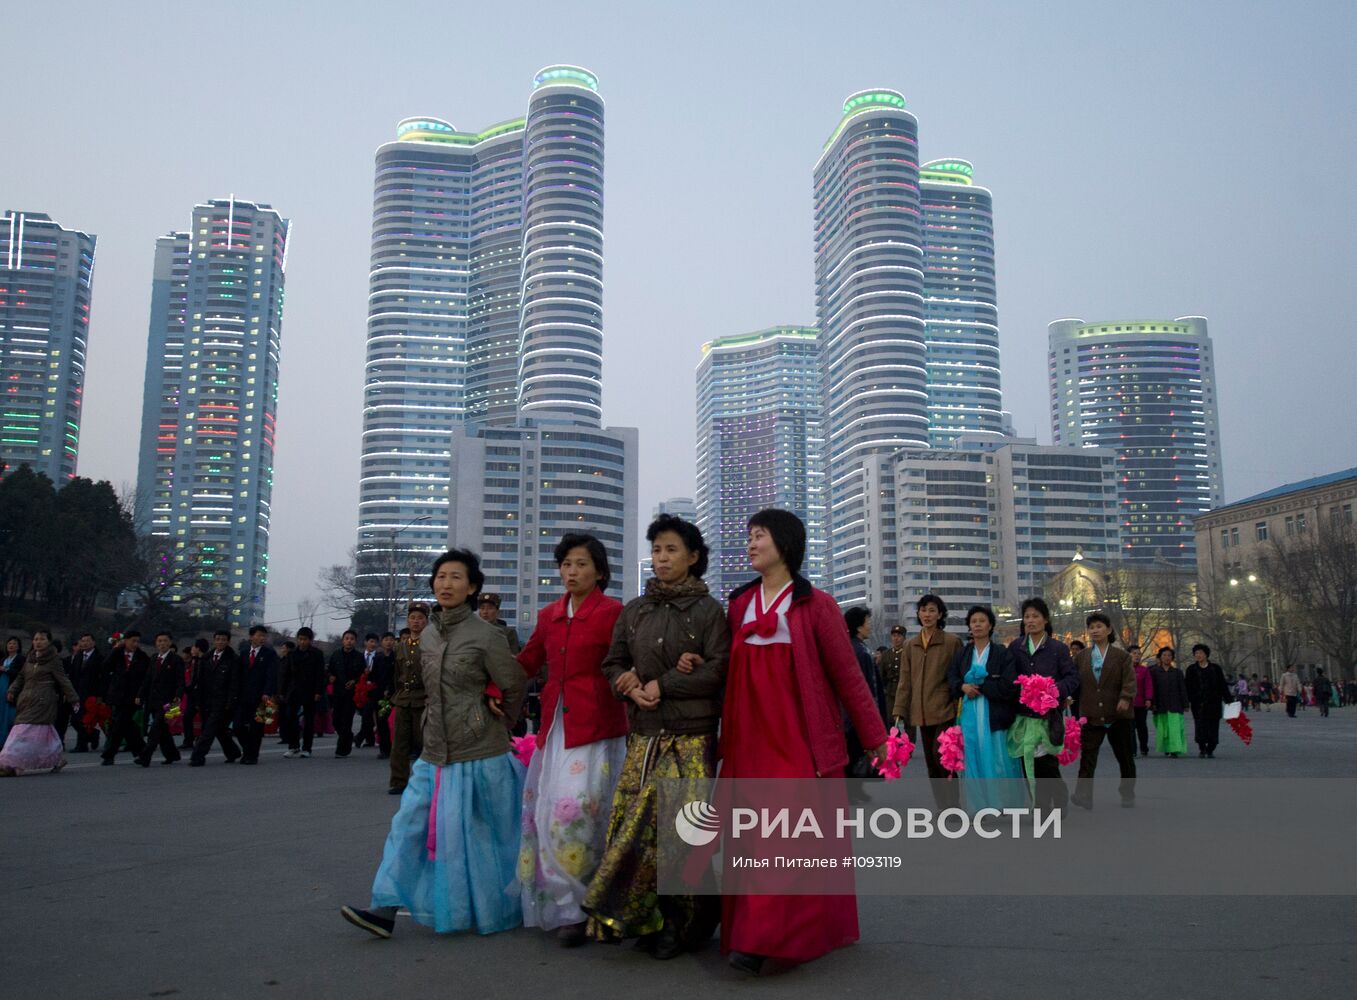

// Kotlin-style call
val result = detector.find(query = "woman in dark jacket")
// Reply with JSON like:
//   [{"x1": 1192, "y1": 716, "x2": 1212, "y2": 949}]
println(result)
[
  {"x1": 1005, "y1": 597, "x2": 1078, "y2": 811},
  {"x1": 946, "y1": 605, "x2": 1024, "y2": 811},
  {"x1": 1149, "y1": 647, "x2": 1189, "y2": 757},
  {"x1": 583, "y1": 514, "x2": 729, "y2": 959}
]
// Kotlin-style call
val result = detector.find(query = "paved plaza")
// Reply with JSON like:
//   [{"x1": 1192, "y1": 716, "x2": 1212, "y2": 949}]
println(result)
[{"x1": 4, "y1": 707, "x2": 1355, "y2": 1000}]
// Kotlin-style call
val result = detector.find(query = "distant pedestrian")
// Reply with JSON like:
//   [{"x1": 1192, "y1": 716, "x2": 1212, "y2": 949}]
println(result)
[
  {"x1": 1, "y1": 636, "x2": 23, "y2": 749},
  {"x1": 101, "y1": 632, "x2": 151, "y2": 766},
  {"x1": 1185, "y1": 643, "x2": 1231, "y2": 758},
  {"x1": 236, "y1": 625, "x2": 279, "y2": 764},
  {"x1": 845, "y1": 606, "x2": 886, "y2": 767},
  {"x1": 135, "y1": 632, "x2": 184, "y2": 767},
  {"x1": 1280, "y1": 666, "x2": 1303, "y2": 717},
  {"x1": 327, "y1": 629, "x2": 365, "y2": 757},
  {"x1": 189, "y1": 631, "x2": 242, "y2": 766},
  {"x1": 894, "y1": 594, "x2": 962, "y2": 810},
  {"x1": 478, "y1": 593, "x2": 521, "y2": 655},
  {"x1": 1313, "y1": 669, "x2": 1333, "y2": 718},
  {"x1": 67, "y1": 633, "x2": 107, "y2": 752},
  {"x1": 880, "y1": 626, "x2": 907, "y2": 719},
  {"x1": 1072, "y1": 613, "x2": 1137, "y2": 807},
  {"x1": 946, "y1": 604, "x2": 1023, "y2": 812},
  {"x1": 356, "y1": 633, "x2": 381, "y2": 748},
  {"x1": 0, "y1": 630, "x2": 79, "y2": 777},
  {"x1": 1149, "y1": 648, "x2": 1188, "y2": 757},
  {"x1": 1006, "y1": 598, "x2": 1078, "y2": 810},
  {"x1": 280, "y1": 627, "x2": 324, "y2": 757},
  {"x1": 1129, "y1": 644, "x2": 1153, "y2": 756},
  {"x1": 387, "y1": 604, "x2": 429, "y2": 792}
]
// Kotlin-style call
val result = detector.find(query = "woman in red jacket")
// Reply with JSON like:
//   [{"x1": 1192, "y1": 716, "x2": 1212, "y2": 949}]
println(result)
[
  {"x1": 516, "y1": 533, "x2": 628, "y2": 947},
  {"x1": 718, "y1": 508, "x2": 889, "y2": 974}
]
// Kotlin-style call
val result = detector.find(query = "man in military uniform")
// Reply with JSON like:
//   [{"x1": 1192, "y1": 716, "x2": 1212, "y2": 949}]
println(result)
[{"x1": 388, "y1": 602, "x2": 429, "y2": 795}]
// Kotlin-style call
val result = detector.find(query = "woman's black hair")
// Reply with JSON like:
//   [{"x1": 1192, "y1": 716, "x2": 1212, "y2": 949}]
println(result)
[
  {"x1": 1192, "y1": 643, "x2": 1210, "y2": 657},
  {"x1": 916, "y1": 593, "x2": 948, "y2": 628},
  {"x1": 4, "y1": 636, "x2": 22, "y2": 653},
  {"x1": 553, "y1": 532, "x2": 612, "y2": 590},
  {"x1": 193, "y1": 637, "x2": 210, "y2": 653},
  {"x1": 746, "y1": 508, "x2": 806, "y2": 577},
  {"x1": 646, "y1": 514, "x2": 709, "y2": 579},
  {"x1": 1020, "y1": 597, "x2": 1054, "y2": 635},
  {"x1": 429, "y1": 548, "x2": 485, "y2": 596},
  {"x1": 844, "y1": 606, "x2": 871, "y2": 635},
  {"x1": 31, "y1": 628, "x2": 52, "y2": 642},
  {"x1": 965, "y1": 605, "x2": 996, "y2": 632},
  {"x1": 1086, "y1": 611, "x2": 1113, "y2": 630}
]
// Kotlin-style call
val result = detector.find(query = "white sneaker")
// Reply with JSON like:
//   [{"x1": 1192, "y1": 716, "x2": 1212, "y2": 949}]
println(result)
[
  {"x1": 300, "y1": 750, "x2": 311, "y2": 758},
  {"x1": 283, "y1": 749, "x2": 299, "y2": 758}
]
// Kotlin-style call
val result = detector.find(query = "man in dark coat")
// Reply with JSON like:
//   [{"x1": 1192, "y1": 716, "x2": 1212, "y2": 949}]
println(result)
[
  {"x1": 190, "y1": 630, "x2": 242, "y2": 765},
  {"x1": 101, "y1": 632, "x2": 151, "y2": 765},
  {"x1": 235, "y1": 625, "x2": 279, "y2": 764},
  {"x1": 371, "y1": 632, "x2": 396, "y2": 759},
  {"x1": 356, "y1": 633, "x2": 382, "y2": 749},
  {"x1": 1185, "y1": 643, "x2": 1232, "y2": 758},
  {"x1": 136, "y1": 631, "x2": 184, "y2": 766},
  {"x1": 68, "y1": 632, "x2": 107, "y2": 752},
  {"x1": 327, "y1": 629, "x2": 365, "y2": 758},
  {"x1": 280, "y1": 628, "x2": 325, "y2": 756}
]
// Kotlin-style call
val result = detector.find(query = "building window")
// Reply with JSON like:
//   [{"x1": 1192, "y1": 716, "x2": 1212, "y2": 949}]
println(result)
[
  {"x1": 1255, "y1": 521, "x2": 1268, "y2": 542},
  {"x1": 1285, "y1": 515, "x2": 1295, "y2": 537},
  {"x1": 1230, "y1": 527, "x2": 1239, "y2": 547},
  {"x1": 1220, "y1": 529, "x2": 1229, "y2": 549},
  {"x1": 1297, "y1": 513, "x2": 1308, "y2": 533}
]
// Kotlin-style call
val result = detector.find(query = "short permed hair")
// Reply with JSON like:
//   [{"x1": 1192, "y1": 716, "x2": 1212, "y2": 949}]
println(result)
[
  {"x1": 429, "y1": 548, "x2": 486, "y2": 596},
  {"x1": 646, "y1": 514, "x2": 709, "y2": 579}
]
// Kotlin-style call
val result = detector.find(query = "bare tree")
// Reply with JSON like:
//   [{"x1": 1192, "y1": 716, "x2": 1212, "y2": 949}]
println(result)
[
  {"x1": 296, "y1": 596, "x2": 319, "y2": 632},
  {"x1": 1257, "y1": 516, "x2": 1357, "y2": 681},
  {"x1": 1094, "y1": 560, "x2": 1158, "y2": 648}
]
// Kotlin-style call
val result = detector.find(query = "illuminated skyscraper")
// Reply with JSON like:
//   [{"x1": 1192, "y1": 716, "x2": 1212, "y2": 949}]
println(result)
[
  {"x1": 1048, "y1": 316, "x2": 1223, "y2": 564},
  {"x1": 0, "y1": 211, "x2": 96, "y2": 482},
  {"x1": 814, "y1": 90, "x2": 925, "y2": 610},
  {"x1": 135, "y1": 197, "x2": 290, "y2": 623},
  {"x1": 357, "y1": 66, "x2": 611, "y2": 603},
  {"x1": 920, "y1": 159, "x2": 1003, "y2": 447},
  {"x1": 695, "y1": 326, "x2": 825, "y2": 598}
]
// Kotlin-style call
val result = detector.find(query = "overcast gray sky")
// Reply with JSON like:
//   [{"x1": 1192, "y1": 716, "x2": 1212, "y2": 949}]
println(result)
[{"x1": 6, "y1": 0, "x2": 1355, "y2": 627}]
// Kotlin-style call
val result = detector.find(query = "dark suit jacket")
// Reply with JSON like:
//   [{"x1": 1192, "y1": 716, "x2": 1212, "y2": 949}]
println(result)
[
  {"x1": 279, "y1": 646, "x2": 325, "y2": 701},
  {"x1": 106, "y1": 649, "x2": 152, "y2": 708},
  {"x1": 1074, "y1": 644, "x2": 1137, "y2": 725},
  {"x1": 327, "y1": 648, "x2": 366, "y2": 702},
  {"x1": 198, "y1": 647, "x2": 242, "y2": 713},
  {"x1": 141, "y1": 651, "x2": 185, "y2": 710},
  {"x1": 236, "y1": 645, "x2": 280, "y2": 726},
  {"x1": 69, "y1": 649, "x2": 108, "y2": 702}
]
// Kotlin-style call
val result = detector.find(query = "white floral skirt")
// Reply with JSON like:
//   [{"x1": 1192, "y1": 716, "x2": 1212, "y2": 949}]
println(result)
[
  {"x1": 0, "y1": 724, "x2": 65, "y2": 774},
  {"x1": 518, "y1": 706, "x2": 626, "y2": 930}
]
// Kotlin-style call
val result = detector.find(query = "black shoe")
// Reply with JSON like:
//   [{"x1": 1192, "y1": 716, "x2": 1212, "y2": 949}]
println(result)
[
  {"x1": 135, "y1": 756, "x2": 151, "y2": 768},
  {"x1": 729, "y1": 951, "x2": 766, "y2": 975},
  {"x1": 100, "y1": 758, "x2": 114, "y2": 766},
  {"x1": 163, "y1": 758, "x2": 179, "y2": 766},
  {"x1": 179, "y1": 743, "x2": 194, "y2": 751},
  {"x1": 634, "y1": 932, "x2": 659, "y2": 954},
  {"x1": 378, "y1": 752, "x2": 390, "y2": 760},
  {"x1": 189, "y1": 759, "x2": 205, "y2": 767},
  {"x1": 335, "y1": 752, "x2": 350, "y2": 758},
  {"x1": 224, "y1": 756, "x2": 240, "y2": 764},
  {"x1": 557, "y1": 923, "x2": 588, "y2": 948},
  {"x1": 649, "y1": 927, "x2": 684, "y2": 961},
  {"x1": 387, "y1": 787, "x2": 404, "y2": 795},
  {"x1": 240, "y1": 758, "x2": 258, "y2": 765},
  {"x1": 340, "y1": 905, "x2": 394, "y2": 939},
  {"x1": 1199, "y1": 751, "x2": 1206, "y2": 758},
  {"x1": 1206, "y1": 752, "x2": 1214, "y2": 758}
]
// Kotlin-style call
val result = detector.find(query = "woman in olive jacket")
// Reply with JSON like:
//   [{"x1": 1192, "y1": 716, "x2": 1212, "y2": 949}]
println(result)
[
  {"x1": 0, "y1": 629, "x2": 79, "y2": 776},
  {"x1": 583, "y1": 514, "x2": 730, "y2": 959},
  {"x1": 342, "y1": 549, "x2": 526, "y2": 940}
]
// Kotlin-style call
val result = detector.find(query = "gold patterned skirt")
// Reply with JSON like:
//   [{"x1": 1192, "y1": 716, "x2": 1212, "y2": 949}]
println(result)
[{"x1": 583, "y1": 732, "x2": 718, "y2": 944}]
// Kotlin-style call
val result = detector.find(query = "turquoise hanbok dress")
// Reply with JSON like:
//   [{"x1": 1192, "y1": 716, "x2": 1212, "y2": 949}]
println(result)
[{"x1": 958, "y1": 645, "x2": 1025, "y2": 812}]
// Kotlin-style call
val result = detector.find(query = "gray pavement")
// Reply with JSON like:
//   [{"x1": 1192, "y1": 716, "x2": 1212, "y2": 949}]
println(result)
[{"x1": 3, "y1": 708, "x2": 1355, "y2": 1000}]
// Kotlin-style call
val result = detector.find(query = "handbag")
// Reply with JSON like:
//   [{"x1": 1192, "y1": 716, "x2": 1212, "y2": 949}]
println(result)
[{"x1": 1222, "y1": 700, "x2": 1242, "y2": 721}]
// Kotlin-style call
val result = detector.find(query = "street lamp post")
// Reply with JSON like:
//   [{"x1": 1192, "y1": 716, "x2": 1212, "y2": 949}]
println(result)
[
  {"x1": 388, "y1": 515, "x2": 431, "y2": 633},
  {"x1": 1230, "y1": 574, "x2": 1279, "y2": 685}
]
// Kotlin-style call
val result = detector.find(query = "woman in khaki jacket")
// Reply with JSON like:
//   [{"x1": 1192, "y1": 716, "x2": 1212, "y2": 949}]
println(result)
[
  {"x1": 342, "y1": 548, "x2": 526, "y2": 939},
  {"x1": 892, "y1": 594, "x2": 961, "y2": 807}
]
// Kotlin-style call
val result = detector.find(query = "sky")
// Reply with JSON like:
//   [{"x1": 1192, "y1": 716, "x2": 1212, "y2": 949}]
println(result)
[{"x1": 5, "y1": 0, "x2": 1356, "y2": 628}]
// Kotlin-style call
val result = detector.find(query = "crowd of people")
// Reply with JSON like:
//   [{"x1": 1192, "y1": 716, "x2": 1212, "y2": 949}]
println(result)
[{"x1": 1, "y1": 508, "x2": 1351, "y2": 975}]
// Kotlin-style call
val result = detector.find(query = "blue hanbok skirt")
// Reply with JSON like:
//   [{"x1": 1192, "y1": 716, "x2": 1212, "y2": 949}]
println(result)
[
  {"x1": 370, "y1": 753, "x2": 525, "y2": 934},
  {"x1": 959, "y1": 692, "x2": 1026, "y2": 812}
]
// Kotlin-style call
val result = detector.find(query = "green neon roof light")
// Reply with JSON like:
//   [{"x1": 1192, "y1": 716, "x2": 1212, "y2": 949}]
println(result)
[
  {"x1": 396, "y1": 117, "x2": 527, "y2": 145},
  {"x1": 822, "y1": 89, "x2": 909, "y2": 150},
  {"x1": 533, "y1": 65, "x2": 599, "y2": 91},
  {"x1": 920, "y1": 158, "x2": 975, "y2": 185}
]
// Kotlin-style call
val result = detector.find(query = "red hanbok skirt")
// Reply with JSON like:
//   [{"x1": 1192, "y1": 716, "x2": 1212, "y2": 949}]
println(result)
[{"x1": 719, "y1": 635, "x2": 859, "y2": 963}]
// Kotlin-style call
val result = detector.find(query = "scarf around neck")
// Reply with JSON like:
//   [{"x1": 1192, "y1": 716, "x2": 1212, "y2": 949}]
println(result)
[
  {"x1": 644, "y1": 576, "x2": 709, "y2": 602},
  {"x1": 27, "y1": 645, "x2": 57, "y2": 668},
  {"x1": 433, "y1": 601, "x2": 474, "y2": 636}
]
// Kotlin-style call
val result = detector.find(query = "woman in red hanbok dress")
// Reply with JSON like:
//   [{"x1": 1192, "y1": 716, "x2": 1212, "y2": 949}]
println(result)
[{"x1": 716, "y1": 508, "x2": 889, "y2": 974}]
